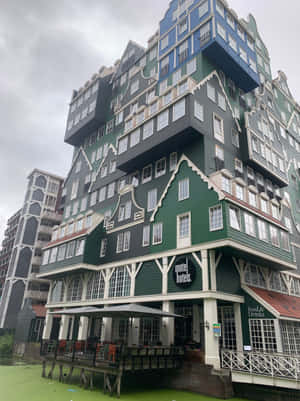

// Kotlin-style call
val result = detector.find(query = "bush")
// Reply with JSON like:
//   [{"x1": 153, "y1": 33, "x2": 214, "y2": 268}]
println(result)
[{"x1": 0, "y1": 334, "x2": 14, "y2": 357}]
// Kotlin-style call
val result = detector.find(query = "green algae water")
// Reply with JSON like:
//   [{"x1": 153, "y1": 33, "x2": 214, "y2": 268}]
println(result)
[{"x1": 0, "y1": 364, "x2": 251, "y2": 401}]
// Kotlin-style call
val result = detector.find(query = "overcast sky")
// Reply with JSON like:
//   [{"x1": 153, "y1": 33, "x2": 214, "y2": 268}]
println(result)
[{"x1": 0, "y1": 0, "x2": 299, "y2": 243}]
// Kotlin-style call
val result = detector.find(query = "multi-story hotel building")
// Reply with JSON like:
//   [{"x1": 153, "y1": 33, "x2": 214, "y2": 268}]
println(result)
[
  {"x1": 0, "y1": 169, "x2": 64, "y2": 346},
  {"x1": 40, "y1": 0, "x2": 300, "y2": 392}
]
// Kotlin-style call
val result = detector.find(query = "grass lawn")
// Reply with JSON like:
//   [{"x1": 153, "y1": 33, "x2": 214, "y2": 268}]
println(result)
[{"x1": 0, "y1": 364, "x2": 250, "y2": 401}]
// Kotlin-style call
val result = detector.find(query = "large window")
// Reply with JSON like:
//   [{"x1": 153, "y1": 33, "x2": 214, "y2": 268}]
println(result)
[
  {"x1": 258, "y1": 220, "x2": 268, "y2": 242},
  {"x1": 213, "y1": 114, "x2": 224, "y2": 143},
  {"x1": 116, "y1": 231, "x2": 131, "y2": 253},
  {"x1": 153, "y1": 223, "x2": 163, "y2": 244},
  {"x1": 229, "y1": 206, "x2": 241, "y2": 231},
  {"x1": 119, "y1": 201, "x2": 132, "y2": 222},
  {"x1": 280, "y1": 321, "x2": 300, "y2": 354},
  {"x1": 139, "y1": 318, "x2": 160, "y2": 346},
  {"x1": 209, "y1": 205, "x2": 223, "y2": 231},
  {"x1": 244, "y1": 213, "x2": 256, "y2": 237},
  {"x1": 178, "y1": 178, "x2": 189, "y2": 201},
  {"x1": 250, "y1": 319, "x2": 277, "y2": 353},
  {"x1": 86, "y1": 272, "x2": 105, "y2": 300},
  {"x1": 177, "y1": 213, "x2": 191, "y2": 247},
  {"x1": 67, "y1": 276, "x2": 83, "y2": 302},
  {"x1": 270, "y1": 226, "x2": 280, "y2": 247},
  {"x1": 142, "y1": 225, "x2": 150, "y2": 247},
  {"x1": 173, "y1": 99, "x2": 186, "y2": 121},
  {"x1": 147, "y1": 189, "x2": 157, "y2": 212},
  {"x1": 157, "y1": 110, "x2": 169, "y2": 131},
  {"x1": 219, "y1": 306, "x2": 237, "y2": 350},
  {"x1": 143, "y1": 120, "x2": 154, "y2": 140},
  {"x1": 109, "y1": 266, "x2": 131, "y2": 298}
]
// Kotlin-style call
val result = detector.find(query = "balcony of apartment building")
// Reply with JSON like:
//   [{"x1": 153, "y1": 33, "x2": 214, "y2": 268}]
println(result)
[
  {"x1": 41, "y1": 209, "x2": 63, "y2": 224},
  {"x1": 32, "y1": 255, "x2": 43, "y2": 266},
  {"x1": 38, "y1": 224, "x2": 53, "y2": 236},
  {"x1": 24, "y1": 290, "x2": 48, "y2": 302}
]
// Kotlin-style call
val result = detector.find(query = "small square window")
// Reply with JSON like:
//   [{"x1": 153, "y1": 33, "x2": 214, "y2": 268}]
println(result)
[
  {"x1": 155, "y1": 158, "x2": 166, "y2": 178},
  {"x1": 142, "y1": 165, "x2": 152, "y2": 184}
]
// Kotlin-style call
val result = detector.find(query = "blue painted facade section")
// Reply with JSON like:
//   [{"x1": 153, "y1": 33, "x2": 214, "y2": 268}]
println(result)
[{"x1": 158, "y1": 0, "x2": 260, "y2": 92}]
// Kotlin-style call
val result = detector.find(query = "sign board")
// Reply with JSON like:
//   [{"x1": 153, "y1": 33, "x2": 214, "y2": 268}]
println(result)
[
  {"x1": 244, "y1": 345, "x2": 252, "y2": 351},
  {"x1": 173, "y1": 257, "x2": 196, "y2": 289},
  {"x1": 213, "y1": 323, "x2": 221, "y2": 337}
]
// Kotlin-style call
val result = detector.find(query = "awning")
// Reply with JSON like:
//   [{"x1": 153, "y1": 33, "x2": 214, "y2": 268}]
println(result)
[
  {"x1": 50, "y1": 304, "x2": 183, "y2": 318},
  {"x1": 249, "y1": 286, "x2": 300, "y2": 320}
]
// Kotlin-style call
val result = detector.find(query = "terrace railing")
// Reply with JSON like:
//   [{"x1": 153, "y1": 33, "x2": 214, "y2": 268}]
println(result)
[
  {"x1": 221, "y1": 349, "x2": 300, "y2": 381},
  {"x1": 40, "y1": 340, "x2": 184, "y2": 371}
]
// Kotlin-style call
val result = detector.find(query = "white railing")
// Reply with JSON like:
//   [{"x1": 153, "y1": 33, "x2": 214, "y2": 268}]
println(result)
[{"x1": 221, "y1": 350, "x2": 300, "y2": 381}]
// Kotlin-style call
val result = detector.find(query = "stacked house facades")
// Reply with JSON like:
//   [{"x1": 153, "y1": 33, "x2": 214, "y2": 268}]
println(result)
[
  {"x1": 0, "y1": 169, "x2": 64, "y2": 346},
  {"x1": 0, "y1": 210, "x2": 21, "y2": 300},
  {"x1": 40, "y1": 0, "x2": 300, "y2": 389}
]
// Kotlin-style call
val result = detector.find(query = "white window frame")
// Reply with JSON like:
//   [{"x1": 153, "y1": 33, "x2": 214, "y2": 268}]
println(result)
[
  {"x1": 177, "y1": 212, "x2": 191, "y2": 248},
  {"x1": 209, "y1": 205, "x2": 223, "y2": 231}
]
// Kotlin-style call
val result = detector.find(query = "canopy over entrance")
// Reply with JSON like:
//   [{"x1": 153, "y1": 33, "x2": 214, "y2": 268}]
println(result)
[{"x1": 50, "y1": 303, "x2": 183, "y2": 318}]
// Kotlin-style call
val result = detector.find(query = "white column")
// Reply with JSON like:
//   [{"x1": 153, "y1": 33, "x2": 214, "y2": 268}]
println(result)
[
  {"x1": 192, "y1": 304, "x2": 201, "y2": 343},
  {"x1": 42, "y1": 312, "x2": 53, "y2": 340},
  {"x1": 274, "y1": 319, "x2": 283, "y2": 353},
  {"x1": 234, "y1": 303, "x2": 243, "y2": 352},
  {"x1": 59, "y1": 315, "x2": 71, "y2": 340},
  {"x1": 130, "y1": 263, "x2": 136, "y2": 297},
  {"x1": 101, "y1": 317, "x2": 112, "y2": 342},
  {"x1": 209, "y1": 250, "x2": 217, "y2": 291},
  {"x1": 204, "y1": 298, "x2": 220, "y2": 369},
  {"x1": 162, "y1": 257, "x2": 168, "y2": 295},
  {"x1": 201, "y1": 250, "x2": 209, "y2": 291},
  {"x1": 161, "y1": 301, "x2": 175, "y2": 346},
  {"x1": 78, "y1": 316, "x2": 89, "y2": 341},
  {"x1": 128, "y1": 318, "x2": 140, "y2": 346}
]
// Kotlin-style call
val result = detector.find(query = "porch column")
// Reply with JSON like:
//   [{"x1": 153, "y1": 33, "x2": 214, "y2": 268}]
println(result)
[
  {"x1": 78, "y1": 316, "x2": 89, "y2": 341},
  {"x1": 234, "y1": 303, "x2": 243, "y2": 352},
  {"x1": 128, "y1": 318, "x2": 140, "y2": 346},
  {"x1": 161, "y1": 301, "x2": 175, "y2": 346},
  {"x1": 101, "y1": 317, "x2": 112, "y2": 342},
  {"x1": 193, "y1": 304, "x2": 201, "y2": 343},
  {"x1": 59, "y1": 315, "x2": 71, "y2": 340},
  {"x1": 204, "y1": 298, "x2": 220, "y2": 369},
  {"x1": 42, "y1": 312, "x2": 53, "y2": 340}
]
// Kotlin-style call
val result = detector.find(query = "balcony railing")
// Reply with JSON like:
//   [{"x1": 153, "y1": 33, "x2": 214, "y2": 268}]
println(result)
[
  {"x1": 41, "y1": 340, "x2": 184, "y2": 371},
  {"x1": 38, "y1": 225, "x2": 53, "y2": 236},
  {"x1": 41, "y1": 210, "x2": 63, "y2": 223},
  {"x1": 221, "y1": 349, "x2": 300, "y2": 381},
  {"x1": 24, "y1": 290, "x2": 48, "y2": 301},
  {"x1": 32, "y1": 256, "x2": 42, "y2": 266}
]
